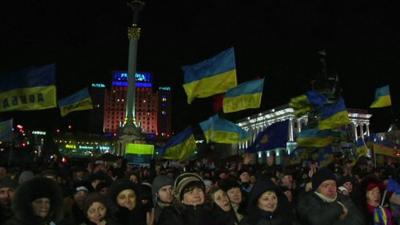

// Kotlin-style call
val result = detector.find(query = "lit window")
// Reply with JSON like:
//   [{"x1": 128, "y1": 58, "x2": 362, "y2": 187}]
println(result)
[
  {"x1": 143, "y1": 99, "x2": 146, "y2": 103},
  {"x1": 162, "y1": 111, "x2": 166, "y2": 115},
  {"x1": 162, "y1": 97, "x2": 167, "y2": 102}
]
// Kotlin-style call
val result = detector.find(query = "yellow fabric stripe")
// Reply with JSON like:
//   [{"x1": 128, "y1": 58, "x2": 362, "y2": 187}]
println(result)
[
  {"x1": 373, "y1": 144, "x2": 399, "y2": 157},
  {"x1": 60, "y1": 97, "x2": 93, "y2": 117},
  {"x1": 163, "y1": 135, "x2": 197, "y2": 160},
  {"x1": 318, "y1": 110, "x2": 350, "y2": 130},
  {"x1": 223, "y1": 92, "x2": 262, "y2": 113},
  {"x1": 0, "y1": 85, "x2": 56, "y2": 112},
  {"x1": 297, "y1": 136, "x2": 335, "y2": 147},
  {"x1": 183, "y1": 69, "x2": 237, "y2": 104},
  {"x1": 370, "y1": 95, "x2": 392, "y2": 108},
  {"x1": 204, "y1": 130, "x2": 245, "y2": 144}
]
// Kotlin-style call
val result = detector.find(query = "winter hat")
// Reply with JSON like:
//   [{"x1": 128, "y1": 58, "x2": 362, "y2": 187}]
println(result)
[
  {"x1": 18, "y1": 170, "x2": 35, "y2": 184},
  {"x1": 338, "y1": 176, "x2": 355, "y2": 187},
  {"x1": 312, "y1": 168, "x2": 336, "y2": 191},
  {"x1": 219, "y1": 178, "x2": 241, "y2": 192},
  {"x1": 0, "y1": 176, "x2": 18, "y2": 189},
  {"x1": 152, "y1": 175, "x2": 173, "y2": 200},
  {"x1": 109, "y1": 179, "x2": 139, "y2": 204},
  {"x1": 173, "y1": 173, "x2": 205, "y2": 202},
  {"x1": 83, "y1": 193, "x2": 108, "y2": 214}
]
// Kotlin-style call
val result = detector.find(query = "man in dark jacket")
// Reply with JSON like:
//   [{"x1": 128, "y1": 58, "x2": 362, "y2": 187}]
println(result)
[
  {"x1": 297, "y1": 168, "x2": 364, "y2": 225},
  {"x1": 0, "y1": 176, "x2": 17, "y2": 224},
  {"x1": 152, "y1": 175, "x2": 174, "y2": 224}
]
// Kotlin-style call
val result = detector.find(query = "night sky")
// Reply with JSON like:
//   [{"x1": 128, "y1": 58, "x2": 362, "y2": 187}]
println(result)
[{"x1": 0, "y1": 0, "x2": 399, "y2": 133}]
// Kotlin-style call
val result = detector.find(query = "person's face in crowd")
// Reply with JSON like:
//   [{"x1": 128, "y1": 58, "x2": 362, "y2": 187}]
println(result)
[
  {"x1": 74, "y1": 190, "x2": 88, "y2": 207},
  {"x1": 87, "y1": 202, "x2": 107, "y2": 224},
  {"x1": 284, "y1": 190, "x2": 293, "y2": 203},
  {"x1": 212, "y1": 189, "x2": 231, "y2": 212},
  {"x1": 129, "y1": 174, "x2": 139, "y2": 184},
  {"x1": 182, "y1": 187, "x2": 205, "y2": 206},
  {"x1": 219, "y1": 172, "x2": 228, "y2": 180},
  {"x1": 367, "y1": 186, "x2": 381, "y2": 206},
  {"x1": 0, "y1": 187, "x2": 14, "y2": 206},
  {"x1": 227, "y1": 187, "x2": 242, "y2": 205},
  {"x1": 32, "y1": 198, "x2": 50, "y2": 218},
  {"x1": 0, "y1": 167, "x2": 7, "y2": 178},
  {"x1": 157, "y1": 185, "x2": 173, "y2": 204},
  {"x1": 343, "y1": 181, "x2": 353, "y2": 193},
  {"x1": 258, "y1": 191, "x2": 278, "y2": 213},
  {"x1": 281, "y1": 175, "x2": 293, "y2": 189},
  {"x1": 117, "y1": 189, "x2": 136, "y2": 210},
  {"x1": 250, "y1": 175, "x2": 257, "y2": 185},
  {"x1": 317, "y1": 180, "x2": 337, "y2": 199},
  {"x1": 240, "y1": 172, "x2": 251, "y2": 183}
]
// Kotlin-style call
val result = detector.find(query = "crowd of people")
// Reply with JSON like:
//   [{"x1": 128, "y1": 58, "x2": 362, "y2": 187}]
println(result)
[{"x1": 1, "y1": 153, "x2": 400, "y2": 225}]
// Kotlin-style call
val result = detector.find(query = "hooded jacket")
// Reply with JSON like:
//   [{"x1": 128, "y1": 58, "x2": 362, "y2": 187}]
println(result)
[
  {"x1": 6, "y1": 177, "x2": 64, "y2": 225},
  {"x1": 240, "y1": 179, "x2": 293, "y2": 225}
]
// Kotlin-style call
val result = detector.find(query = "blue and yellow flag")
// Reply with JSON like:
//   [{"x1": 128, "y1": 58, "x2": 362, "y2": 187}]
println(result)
[
  {"x1": 247, "y1": 120, "x2": 288, "y2": 153},
  {"x1": 161, "y1": 127, "x2": 197, "y2": 161},
  {"x1": 182, "y1": 48, "x2": 237, "y2": 104},
  {"x1": 355, "y1": 138, "x2": 369, "y2": 158},
  {"x1": 223, "y1": 78, "x2": 264, "y2": 113},
  {"x1": 0, "y1": 64, "x2": 57, "y2": 112},
  {"x1": 0, "y1": 119, "x2": 13, "y2": 142},
  {"x1": 318, "y1": 97, "x2": 350, "y2": 130},
  {"x1": 317, "y1": 147, "x2": 335, "y2": 167},
  {"x1": 289, "y1": 90, "x2": 327, "y2": 116},
  {"x1": 370, "y1": 85, "x2": 391, "y2": 108},
  {"x1": 306, "y1": 90, "x2": 327, "y2": 108},
  {"x1": 199, "y1": 114, "x2": 248, "y2": 144},
  {"x1": 296, "y1": 129, "x2": 336, "y2": 148},
  {"x1": 59, "y1": 88, "x2": 93, "y2": 117}
]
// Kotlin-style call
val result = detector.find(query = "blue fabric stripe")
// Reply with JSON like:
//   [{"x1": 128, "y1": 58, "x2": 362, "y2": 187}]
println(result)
[
  {"x1": 183, "y1": 48, "x2": 235, "y2": 83},
  {"x1": 320, "y1": 98, "x2": 347, "y2": 119},
  {"x1": 164, "y1": 127, "x2": 194, "y2": 148},
  {"x1": 225, "y1": 78, "x2": 264, "y2": 97},
  {"x1": 298, "y1": 129, "x2": 334, "y2": 138},
  {"x1": 200, "y1": 114, "x2": 246, "y2": 134},
  {"x1": 0, "y1": 64, "x2": 56, "y2": 92},
  {"x1": 59, "y1": 88, "x2": 91, "y2": 107},
  {"x1": 375, "y1": 85, "x2": 390, "y2": 98}
]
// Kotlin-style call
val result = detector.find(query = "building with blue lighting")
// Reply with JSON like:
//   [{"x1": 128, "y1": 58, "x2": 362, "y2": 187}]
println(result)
[{"x1": 103, "y1": 71, "x2": 172, "y2": 137}]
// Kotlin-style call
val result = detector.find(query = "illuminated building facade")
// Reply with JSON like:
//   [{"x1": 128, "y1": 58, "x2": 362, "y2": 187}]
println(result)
[{"x1": 103, "y1": 72, "x2": 172, "y2": 137}]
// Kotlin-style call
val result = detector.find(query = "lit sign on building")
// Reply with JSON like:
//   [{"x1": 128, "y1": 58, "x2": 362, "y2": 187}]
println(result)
[
  {"x1": 32, "y1": 131, "x2": 47, "y2": 135},
  {"x1": 91, "y1": 83, "x2": 106, "y2": 88},
  {"x1": 112, "y1": 71, "x2": 152, "y2": 84},
  {"x1": 159, "y1": 86, "x2": 171, "y2": 91}
]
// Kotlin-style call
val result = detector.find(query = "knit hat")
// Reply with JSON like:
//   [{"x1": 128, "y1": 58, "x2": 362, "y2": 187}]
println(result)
[
  {"x1": 173, "y1": 173, "x2": 205, "y2": 202},
  {"x1": 219, "y1": 178, "x2": 241, "y2": 192},
  {"x1": 312, "y1": 168, "x2": 336, "y2": 191},
  {"x1": 83, "y1": 193, "x2": 108, "y2": 214},
  {"x1": 0, "y1": 176, "x2": 18, "y2": 189},
  {"x1": 18, "y1": 170, "x2": 35, "y2": 184},
  {"x1": 152, "y1": 175, "x2": 173, "y2": 201},
  {"x1": 109, "y1": 179, "x2": 139, "y2": 204}
]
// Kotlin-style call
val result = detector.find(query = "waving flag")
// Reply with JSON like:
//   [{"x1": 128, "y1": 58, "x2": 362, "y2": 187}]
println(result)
[
  {"x1": 296, "y1": 129, "x2": 337, "y2": 148},
  {"x1": 199, "y1": 114, "x2": 248, "y2": 144},
  {"x1": 370, "y1": 85, "x2": 391, "y2": 108},
  {"x1": 182, "y1": 48, "x2": 237, "y2": 104},
  {"x1": 223, "y1": 78, "x2": 264, "y2": 113},
  {"x1": 59, "y1": 88, "x2": 93, "y2": 117},
  {"x1": 318, "y1": 98, "x2": 350, "y2": 130},
  {"x1": 247, "y1": 120, "x2": 289, "y2": 153},
  {"x1": 160, "y1": 127, "x2": 197, "y2": 161},
  {"x1": 0, "y1": 64, "x2": 57, "y2": 112}
]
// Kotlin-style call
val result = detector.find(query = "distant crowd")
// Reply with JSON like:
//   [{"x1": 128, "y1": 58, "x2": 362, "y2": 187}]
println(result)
[{"x1": 1, "y1": 154, "x2": 400, "y2": 225}]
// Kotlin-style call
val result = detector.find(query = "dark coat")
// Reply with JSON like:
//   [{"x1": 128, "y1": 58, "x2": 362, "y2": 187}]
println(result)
[
  {"x1": 240, "y1": 179, "x2": 293, "y2": 225},
  {"x1": 297, "y1": 192, "x2": 365, "y2": 225},
  {"x1": 111, "y1": 206, "x2": 146, "y2": 225},
  {"x1": 157, "y1": 203, "x2": 214, "y2": 225},
  {"x1": 211, "y1": 204, "x2": 238, "y2": 225},
  {"x1": 6, "y1": 177, "x2": 64, "y2": 225}
]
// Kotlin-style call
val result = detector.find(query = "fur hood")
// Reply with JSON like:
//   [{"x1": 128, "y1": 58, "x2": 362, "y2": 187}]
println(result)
[{"x1": 11, "y1": 177, "x2": 64, "y2": 224}]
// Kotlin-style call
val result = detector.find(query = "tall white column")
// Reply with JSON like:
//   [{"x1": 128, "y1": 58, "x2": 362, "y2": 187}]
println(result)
[
  {"x1": 366, "y1": 123, "x2": 370, "y2": 136},
  {"x1": 359, "y1": 124, "x2": 364, "y2": 140},
  {"x1": 289, "y1": 118, "x2": 295, "y2": 142},
  {"x1": 353, "y1": 123, "x2": 358, "y2": 140}
]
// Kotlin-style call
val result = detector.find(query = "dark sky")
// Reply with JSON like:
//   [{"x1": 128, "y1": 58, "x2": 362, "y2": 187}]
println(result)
[{"x1": 0, "y1": 0, "x2": 399, "y2": 133}]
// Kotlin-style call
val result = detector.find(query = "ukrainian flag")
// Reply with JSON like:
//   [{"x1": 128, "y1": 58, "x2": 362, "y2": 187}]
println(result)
[
  {"x1": 161, "y1": 127, "x2": 197, "y2": 161},
  {"x1": 199, "y1": 114, "x2": 248, "y2": 144},
  {"x1": 182, "y1": 48, "x2": 237, "y2": 104},
  {"x1": 223, "y1": 78, "x2": 264, "y2": 113},
  {"x1": 289, "y1": 94, "x2": 313, "y2": 116},
  {"x1": 296, "y1": 129, "x2": 336, "y2": 148},
  {"x1": 59, "y1": 88, "x2": 93, "y2": 117},
  {"x1": 355, "y1": 138, "x2": 369, "y2": 158},
  {"x1": 318, "y1": 98, "x2": 350, "y2": 130},
  {"x1": 0, "y1": 64, "x2": 57, "y2": 112},
  {"x1": 370, "y1": 85, "x2": 391, "y2": 108}
]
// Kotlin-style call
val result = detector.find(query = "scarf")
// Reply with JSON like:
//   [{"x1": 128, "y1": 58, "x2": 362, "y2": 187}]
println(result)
[{"x1": 314, "y1": 191, "x2": 337, "y2": 203}]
